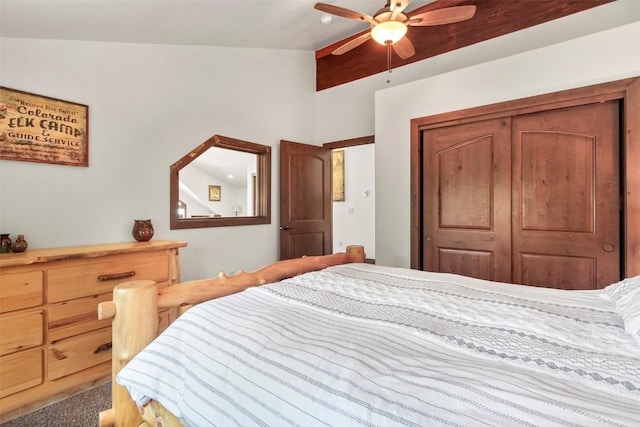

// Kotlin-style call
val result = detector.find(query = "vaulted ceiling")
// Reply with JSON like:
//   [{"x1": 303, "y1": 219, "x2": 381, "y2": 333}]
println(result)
[
  {"x1": 0, "y1": 0, "x2": 621, "y2": 91},
  {"x1": 315, "y1": 0, "x2": 613, "y2": 90}
]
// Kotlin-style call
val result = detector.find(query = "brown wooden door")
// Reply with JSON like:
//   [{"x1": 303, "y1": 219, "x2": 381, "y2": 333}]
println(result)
[
  {"x1": 423, "y1": 118, "x2": 512, "y2": 282},
  {"x1": 422, "y1": 102, "x2": 620, "y2": 289},
  {"x1": 279, "y1": 140, "x2": 332, "y2": 260},
  {"x1": 512, "y1": 101, "x2": 620, "y2": 289}
]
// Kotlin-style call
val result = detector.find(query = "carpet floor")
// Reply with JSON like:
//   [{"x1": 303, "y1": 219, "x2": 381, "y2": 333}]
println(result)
[{"x1": 1, "y1": 382, "x2": 111, "y2": 427}]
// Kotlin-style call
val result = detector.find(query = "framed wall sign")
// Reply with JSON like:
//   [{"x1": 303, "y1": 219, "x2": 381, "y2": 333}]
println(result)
[
  {"x1": 209, "y1": 185, "x2": 221, "y2": 201},
  {"x1": 332, "y1": 149, "x2": 345, "y2": 201},
  {"x1": 0, "y1": 87, "x2": 89, "y2": 167}
]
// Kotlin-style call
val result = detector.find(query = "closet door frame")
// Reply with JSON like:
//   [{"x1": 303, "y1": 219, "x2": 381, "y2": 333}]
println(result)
[{"x1": 410, "y1": 76, "x2": 640, "y2": 277}]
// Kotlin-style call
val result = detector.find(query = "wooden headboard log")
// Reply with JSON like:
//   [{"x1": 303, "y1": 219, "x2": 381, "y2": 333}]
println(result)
[
  {"x1": 158, "y1": 244, "x2": 366, "y2": 308},
  {"x1": 98, "y1": 245, "x2": 365, "y2": 427}
]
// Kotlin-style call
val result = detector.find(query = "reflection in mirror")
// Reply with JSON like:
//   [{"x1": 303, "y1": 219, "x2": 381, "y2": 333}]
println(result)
[
  {"x1": 170, "y1": 135, "x2": 271, "y2": 229},
  {"x1": 178, "y1": 200, "x2": 187, "y2": 219},
  {"x1": 181, "y1": 148, "x2": 256, "y2": 218}
]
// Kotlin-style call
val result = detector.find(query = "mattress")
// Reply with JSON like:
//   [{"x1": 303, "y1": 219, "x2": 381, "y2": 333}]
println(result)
[{"x1": 116, "y1": 264, "x2": 640, "y2": 426}]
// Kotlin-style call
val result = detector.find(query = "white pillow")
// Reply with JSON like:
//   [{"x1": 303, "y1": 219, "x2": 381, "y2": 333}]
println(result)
[{"x1": 605, "y1": 276, "x2": 640, "y2": 344}]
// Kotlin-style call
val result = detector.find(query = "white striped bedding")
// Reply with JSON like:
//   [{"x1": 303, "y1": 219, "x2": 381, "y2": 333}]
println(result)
[{"x1": 116, "y1": 263, "x2": 640, "y2": 427}]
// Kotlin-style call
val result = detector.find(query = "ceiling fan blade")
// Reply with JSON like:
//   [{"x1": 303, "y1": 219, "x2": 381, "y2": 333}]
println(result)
[
  {"x1": 332, "y1": 32, "x2": 372, "y2": 55},
  {"x1": 407, "y1": 5, "x2": 476, "y2": 26},
  {"x1": 314, "y1": 3, "x2": 376, "y2": 25},
  {"x1": 390, "y1": 0, "x2": 412, "y2": 20},
  {"x1": 392, "y1": 36, "x2": 415, "y2": 59}
]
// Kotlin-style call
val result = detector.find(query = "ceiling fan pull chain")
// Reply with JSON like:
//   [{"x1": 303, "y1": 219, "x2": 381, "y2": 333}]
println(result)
[{"x1": 386, "y1": 43, "x2": 392, "y2": 84}]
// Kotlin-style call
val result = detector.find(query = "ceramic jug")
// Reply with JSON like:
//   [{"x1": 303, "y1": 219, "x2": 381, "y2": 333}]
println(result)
[
  {"x1": 11, "y1": 234, "x2": 28, "y2": 252},
  {"x1": 132, "y1": 219, "x2": 154, "y2": 242}
]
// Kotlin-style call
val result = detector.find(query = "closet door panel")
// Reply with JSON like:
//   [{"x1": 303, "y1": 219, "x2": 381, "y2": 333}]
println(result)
[
  {"x1": 438, "y1": 249, "x2": 493, "y2": 279},
  {"x1": 423, "y1": 118, "x2": 512, "y2": 282},
  {"x1": 512, "y1": 101, "x2": 620, "y2": 289},
  {"x1": 520, "y1": 133, "x2": 595, "y2": 232},
  {"x1": 438, "y1": 137, "x2": 492, "y2": 229},
  {"x1": 519, "y1": 254, "x2": 595, "y2": 290}
]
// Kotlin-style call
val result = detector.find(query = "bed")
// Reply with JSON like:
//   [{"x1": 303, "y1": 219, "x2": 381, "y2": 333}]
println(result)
[{"x1": 98, "y1": 245, "x2": 640, "y2": 426}]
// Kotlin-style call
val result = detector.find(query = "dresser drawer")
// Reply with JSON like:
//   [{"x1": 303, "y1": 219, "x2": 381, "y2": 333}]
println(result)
[
  {"x1": 48, "y1": 252, "x2": 170, "y2": 303},
  {"x1": 0, "y1": 348, "x2": 43, "y2": 398},
  {"x1": 48, "y1": 293, "x2": 113, "y2": 342},
  {"x1": 0, "y1": 241, "x2": 185, "y2": 422},
  {"x1": 0, "y1": 310, "x2": 43, "y2": 356},
  {"x1": 48, "y1": 327, "x2": 112, "y2": 381},
  {"x1": 0, "y1": 270, "x2": 43, "y2": 313}
]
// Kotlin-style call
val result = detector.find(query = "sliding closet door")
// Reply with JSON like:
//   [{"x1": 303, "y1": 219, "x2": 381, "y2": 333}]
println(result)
[
  {"x1": 422, "y1": 102, "x2": 620, "y2": 289},
  {"x1": 512, "y1": 101, "x2": 620, "y2": 289},
  {"x1": 423, "y1": 118, "x2": 512, "y2": 283}
]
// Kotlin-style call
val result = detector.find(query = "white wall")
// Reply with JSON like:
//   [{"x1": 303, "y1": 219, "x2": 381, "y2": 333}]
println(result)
[
  {"x1": 332, "y1": 144, "x2": 375, "y2": 258},
  {"x1": 313, "y1": 0, "x2": 640, "y2": 143},
  {"x1": 375, "y1": 21, "x2": 640, "y2": 268},
  {"x1": 0, "y1": 39, "x2": 315, "y2": 280},
  {"x1": 313, "y1": 0, "x2": 640, "y2": 265},
  {"x1": 1, "y1": 1, "x2": 638, "y2": 280}
]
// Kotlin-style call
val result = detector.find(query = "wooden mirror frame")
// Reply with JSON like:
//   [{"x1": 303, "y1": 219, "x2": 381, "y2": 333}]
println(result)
[{"x1": 170, "y1": 134, "x2": 271, "y2": 229}]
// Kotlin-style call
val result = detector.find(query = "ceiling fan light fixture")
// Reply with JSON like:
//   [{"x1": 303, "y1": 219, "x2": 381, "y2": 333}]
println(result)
[{"x1": 371, "y1": 20, "x2": 407, "y2": 45}]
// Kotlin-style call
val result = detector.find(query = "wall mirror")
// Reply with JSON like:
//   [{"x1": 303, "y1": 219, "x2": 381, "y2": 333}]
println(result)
[{"x1": 170, "y1": 134, "x2": 271, "y2": 229}]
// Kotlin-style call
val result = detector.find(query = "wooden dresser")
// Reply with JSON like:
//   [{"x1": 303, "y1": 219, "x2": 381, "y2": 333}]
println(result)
[{"x1": 0, "y1": 240, "x2": 187, "y2": 423}]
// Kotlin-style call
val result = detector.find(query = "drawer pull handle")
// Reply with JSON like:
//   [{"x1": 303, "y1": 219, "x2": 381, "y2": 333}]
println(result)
[
  {"x1": 94, "y1": 342, "x2": 112, "y2": 354},
  {"x1": 98, "y1": 271, "x2": 136, "y2": 281},
  {"x1": 51, "y1": 348, "x2": 68, "y2": 360}
]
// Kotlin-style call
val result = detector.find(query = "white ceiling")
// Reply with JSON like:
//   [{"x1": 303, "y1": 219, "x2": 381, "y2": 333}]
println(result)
[{"x1": 0, "y1": 0, "x2": 434, "y2": 51}]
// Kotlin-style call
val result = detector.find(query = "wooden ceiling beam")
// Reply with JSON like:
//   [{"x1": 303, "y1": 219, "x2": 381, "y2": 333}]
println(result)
[{"x1": 315, "y1": 0, "x2": 614, "y2": 91}]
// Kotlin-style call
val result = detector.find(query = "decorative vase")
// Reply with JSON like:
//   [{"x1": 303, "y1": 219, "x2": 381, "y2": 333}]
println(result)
[
  {"x1": 132, "y1": 219, "x2": 154, "y2": 242},
  {"x1": 0, "y1": 234, "x2": 11, "y2": 253},
  {"x1": 11, "y1": 234, "x2": 28, "y2": 253}
]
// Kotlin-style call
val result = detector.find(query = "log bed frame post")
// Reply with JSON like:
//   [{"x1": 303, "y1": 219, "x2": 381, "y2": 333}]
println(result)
[
  {"x1": 99, "y1": 280, "x2": 159, "y2": 426},
  {"x1": 98, "y1": 246, "x2": 365, "y2": 427}
]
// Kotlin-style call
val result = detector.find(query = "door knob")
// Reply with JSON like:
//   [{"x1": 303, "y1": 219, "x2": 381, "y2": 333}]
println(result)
[
  {"x1": 602, "y1": 243, "x2": 614, "y2": 252},
  {"x1": 280, "y1": 226, "x2": 290, "y2": 231}
]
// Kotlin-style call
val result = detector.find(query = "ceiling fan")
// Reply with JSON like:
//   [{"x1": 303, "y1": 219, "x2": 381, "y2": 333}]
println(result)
[{"x1": 314, "y1": 1, "x2": 477, "y2": 59}]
